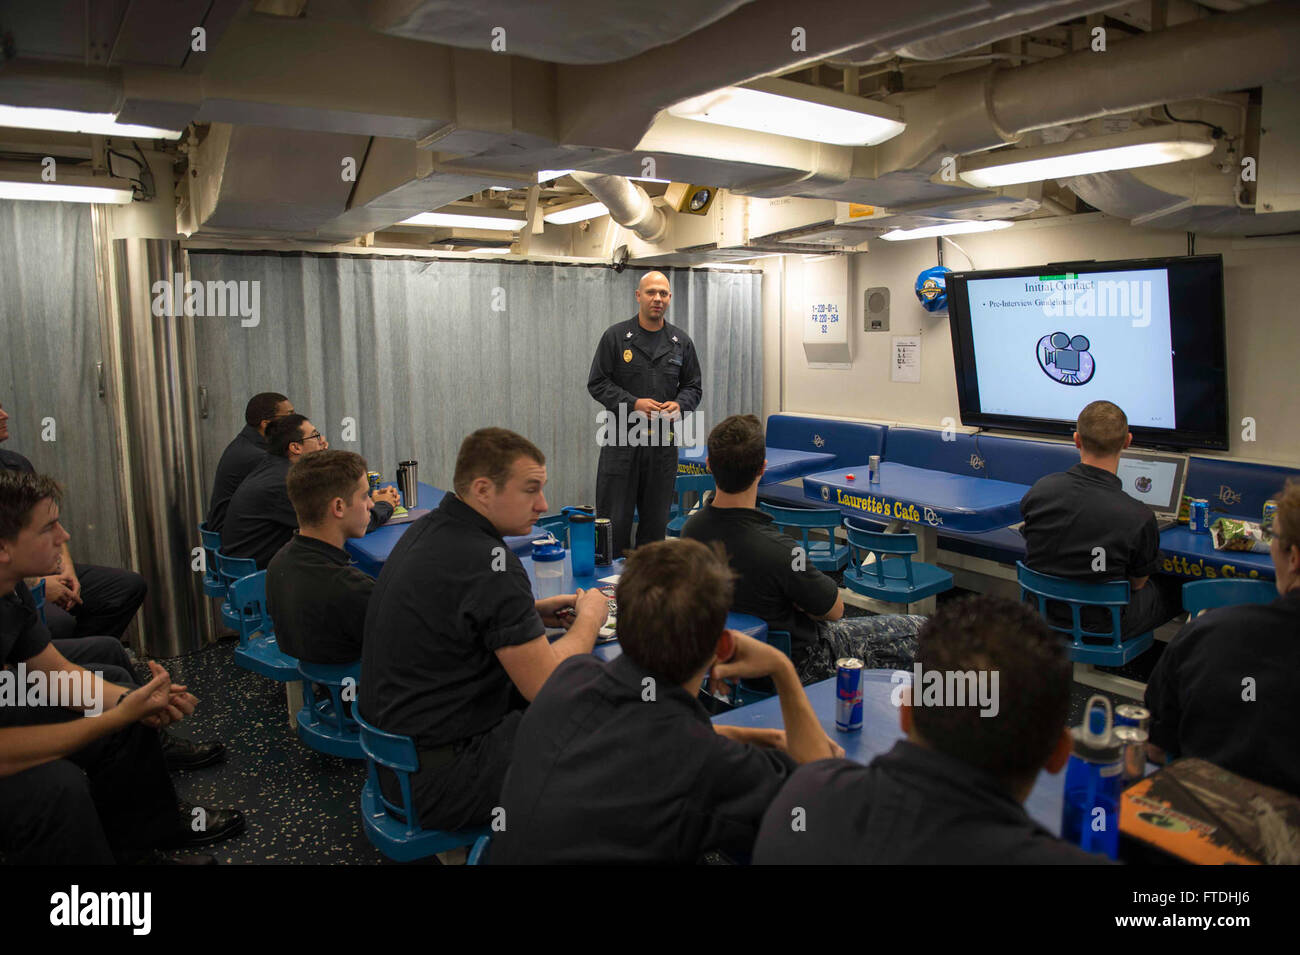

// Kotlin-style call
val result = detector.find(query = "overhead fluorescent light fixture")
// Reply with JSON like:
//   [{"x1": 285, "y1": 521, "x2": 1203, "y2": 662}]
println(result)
[
  {"x1": 880, "y1": 220, "x2": 1013, "y2": 241},
  {"x1": 0, "y1": 105, "x2": 184, "y2": 140},
  {"x1": 957, "y1": 124, "x2": 1217, "y2": 188},
  {"x1": 543, "y1": 200, "x2": 608, "y2": 224},
  {"x1": 0, "y1": 162, "x2": 134, "y2": 204},
  {"x1": 666, "y1": 77, "x2": 905, "y2": 147},
  {"x1": 398, "y1": 211, "x2": 527, "y2": 230}
]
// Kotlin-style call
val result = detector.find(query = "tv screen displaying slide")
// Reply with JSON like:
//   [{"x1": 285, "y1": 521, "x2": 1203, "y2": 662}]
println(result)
[{"x1": 946, "y1": 255, "x2": 1228, "y2": 450}]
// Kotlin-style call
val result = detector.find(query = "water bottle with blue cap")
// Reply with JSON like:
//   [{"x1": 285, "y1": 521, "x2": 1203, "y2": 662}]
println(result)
[{"x1": 1060, "y1": 694, "x2": 1125, "y2": 860}]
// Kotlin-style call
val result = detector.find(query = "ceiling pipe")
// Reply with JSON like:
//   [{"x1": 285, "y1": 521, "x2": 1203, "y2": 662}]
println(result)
[
  {"x1": 827, "y1": 0, "x2": 1119, "y2": 66},
  {"x1": 991, "y1": 0, "x2": 1299, "y2": 138},
  {"x1": 882, "y1": 0, "x2": 1300, "y2": 171},
  {"x1": 569, "y1": 172, "x2": 668, "y2": 242}
]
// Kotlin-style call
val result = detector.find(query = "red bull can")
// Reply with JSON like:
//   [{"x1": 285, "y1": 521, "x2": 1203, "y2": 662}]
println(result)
[
  {"x1": 1114, "y1": 704, "x2": 1149, "y2": 734},
  {"x1": 1189, "y1": 499, "x2": 1210, "y2": 535},
  {"x1": 836, "y1": 658, "x2": 864, "y2": 732},
  {"x1": 367, "y1": 470, "x2": 380, "y2": 491}
]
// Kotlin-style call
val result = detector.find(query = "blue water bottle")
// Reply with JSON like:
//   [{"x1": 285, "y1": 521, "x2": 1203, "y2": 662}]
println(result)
[
  {"x1": 564, "y1": 506, "x2": 596, "y2": 578},
  {"x1": 1061, "y1": 694, "x2": 1124, "y2": 860}
]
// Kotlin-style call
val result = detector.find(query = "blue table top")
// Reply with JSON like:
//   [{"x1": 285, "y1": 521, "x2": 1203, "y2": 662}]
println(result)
[
  {"x1": 803, "y1": 462, "x2": 1029, "y2": 533},
  {"x1": 713, "y1": 671, "x2": 1065, "y2": 835},
  {"x1": 680, "y1": 446, "x2": 837, "y2": 486},
  {"x1": 519, "y1": 553, "x2": 767, "y2": 662},
  {"x1": 345, "y1": 482, "x2": 545, "y2": 577},
  {"x1": 1157, "y1": 524, "x2": 1274, "y2": 581}
]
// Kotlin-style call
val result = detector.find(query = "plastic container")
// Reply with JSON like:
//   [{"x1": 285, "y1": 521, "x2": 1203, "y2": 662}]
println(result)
[
  {"x1": 1061, "y1": 694, "x2": 1124, "y2": 860},
  {"x1": 564, "y1": 506, "x2": 596, "y2": 578},
  {"x1": 532, "y1": 539, "x2": 565, "y2": 598}
]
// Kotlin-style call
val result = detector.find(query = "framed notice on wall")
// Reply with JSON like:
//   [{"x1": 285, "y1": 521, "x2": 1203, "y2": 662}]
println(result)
[{"x1": 891, "y1": 335, "x2": 921, "y2": 383}]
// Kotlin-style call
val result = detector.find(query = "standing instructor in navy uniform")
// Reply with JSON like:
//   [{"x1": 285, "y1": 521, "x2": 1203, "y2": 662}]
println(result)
[{"x1": 588, "y1": 271, "x2": 702, "y2": 558}]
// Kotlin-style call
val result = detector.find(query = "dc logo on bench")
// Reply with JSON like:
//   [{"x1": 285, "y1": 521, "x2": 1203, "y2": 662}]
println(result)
[
  {"x1": 820, "y1": 485, "x2": 830, "y2": 501},
  {"x1": 813, "y1": 434, "x2": 825, "y2": 448},
  {"x1": 924, "y1": 507, "x2": 943, "y2": 526},
  {"x1": 1218, "y1": 485, "x2": 1242, "y2": 506},
  {"x1": 1036, "y1": 332, "x2": 1095, "y2": 385},
  {"x1": 969, "y1": 454, "x2": 985, "y2": 471}
]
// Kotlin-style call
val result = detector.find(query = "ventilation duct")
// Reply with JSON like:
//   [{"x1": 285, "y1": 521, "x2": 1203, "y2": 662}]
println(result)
[{"x1": 568, "y1": 172, "x2": 669, "y2": 241}]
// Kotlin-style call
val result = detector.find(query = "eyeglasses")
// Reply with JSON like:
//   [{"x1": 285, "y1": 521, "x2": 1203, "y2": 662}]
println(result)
[{"x1": 299, "y1": 431, "x2": 323, "y2": 443}]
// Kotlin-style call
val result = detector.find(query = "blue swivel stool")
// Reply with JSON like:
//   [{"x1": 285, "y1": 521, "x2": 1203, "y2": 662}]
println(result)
[
  {"x1": 198, "y1": 523, "x2": 226, "y2": 599},
  {"x1": 759, "y1": 503, "x2": 851, "y2": 572},
  {"x1": 666, "y1": 473, "x2": 716, "y2": 537},
  {"x1": 228, "y1": 571, "x2": 299, "y2": 681},
  {"x1": 356, "y1": 709, "x2": 490, "y2": 862},
  {"x1": 1182, "y1": 578, "x2": 1276, "y2": 618},
  {"x1": 843, "y1": 523, "x2": 953, "y2": 610},
  {"x1": 216, "y1": 552, "x2": 260, "y2": 633},
  {"x1": 467, "y1": 834, "x2": 492, "y2": 865},
  {"x1": 1017, "y1": 561, "x2": 1155, "y2": 700},
  {"x1": 296, "y1": 660, "x2": 363, "y2": 759},
  {"x1": 722, "y1": 610, "x2": 793, "y2": 707}
]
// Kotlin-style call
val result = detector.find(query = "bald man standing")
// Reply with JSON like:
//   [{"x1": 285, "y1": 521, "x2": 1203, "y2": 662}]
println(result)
[{"x1": 588, "y1": 271, "x2": 702, "y2": 557}]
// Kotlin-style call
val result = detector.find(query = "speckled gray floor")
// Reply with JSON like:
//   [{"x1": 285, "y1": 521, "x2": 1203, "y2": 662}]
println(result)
[{"x1": 144, "y1": 640, "x2": 385, "y2": 865}]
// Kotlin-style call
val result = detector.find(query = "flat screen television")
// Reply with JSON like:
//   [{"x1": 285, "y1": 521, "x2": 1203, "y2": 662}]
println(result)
[{"x1": 946, "y1": 254, "x2": 1228, "y2": 451}]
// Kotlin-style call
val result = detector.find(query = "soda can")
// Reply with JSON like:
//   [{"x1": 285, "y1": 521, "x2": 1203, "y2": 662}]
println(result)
[
  {"x1": 1262, "y1": 500, "x2": 1279, "y2": 541},
  {"x1": 868, "y1": 455, "x2": 881, "y2": 484},
  {"x1": 1114, "y1": 725, "x2": 1149, "y2": 784},
  {"x1": 594, "y1": 518, "x2": 613, "y2": 566},
  {"x1": 1189, "y1": 498, "x2": 1210, "y2": 535},
  {"x1": 835, "y1": 658, "x2": 864, "y2": 732},
  {"x1": 1114, "y1": 704, "x2": 1149, "y2": 735},
  {"x1": 367, "y1": 471, "x2": 380, "y2": 491}
]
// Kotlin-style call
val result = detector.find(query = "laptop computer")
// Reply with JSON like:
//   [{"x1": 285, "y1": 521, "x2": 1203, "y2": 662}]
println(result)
[{"x1": 1116, "y1": 449, "x2": 1188, "y2": 531}]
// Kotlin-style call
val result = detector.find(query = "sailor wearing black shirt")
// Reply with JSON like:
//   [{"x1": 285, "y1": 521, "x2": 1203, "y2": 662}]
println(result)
[
  {"x1": 588, "y1": 271, "x2": 702, "y2": 558},
  {"x1": 206, "y1": 391, "x2": 292, "y2": 534},
  {"x1": 755, "y1": 596, "x2": 1111, "y2": 864},
  {"x1": 0, "y1": 399, "x2": 147, "y2": 643},
  {"x1": 684, "y1": 415, "x2": 923, "y2": 684},
  {"x1": 360, "y1": 428, "x2": 608, "y2": 832},
  {"x1": 1020, "y1": 400, "x2": 1180, "y2": 639},
  {"x1": 1145, "y1": 481, "x2": 1300, "y2": 795},
  {"x1": 0, "y1": 471, "x2": 243, "y2": 863},
  {"x1": 492, "y1": 538, "x2": 842, "y2": 864},
  {"x1": 266, "y1": 450, "x2": 377, "y2": 664},
  {"x1": 224, "y1": 414, "x2": 397, "y2": 569}
]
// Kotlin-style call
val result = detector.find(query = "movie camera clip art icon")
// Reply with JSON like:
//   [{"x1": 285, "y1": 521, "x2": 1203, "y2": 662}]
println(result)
[{"x1": 1036, "y1": 332, "x2": 1095, "y2": 385}]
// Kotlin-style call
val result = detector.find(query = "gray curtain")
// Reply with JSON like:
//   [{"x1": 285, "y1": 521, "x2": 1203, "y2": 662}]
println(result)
[
  {"x1": 0, "y1": 200, "x2": 126, "y2": 569},
  {"x1": 188, "y1": 252, "x2": 762, "y2": 513}
]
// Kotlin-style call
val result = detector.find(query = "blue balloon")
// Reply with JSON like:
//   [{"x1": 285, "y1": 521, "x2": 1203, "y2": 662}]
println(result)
[{"x1": 915, "y1": 266, "x2": 952, "y2": 313}]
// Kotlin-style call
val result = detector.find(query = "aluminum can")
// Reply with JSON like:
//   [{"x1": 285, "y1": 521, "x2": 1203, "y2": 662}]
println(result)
[
  {"x1": 868, "y1": 455, "x2": 881, "y2": 484},
  {"x1": 836, "y1": 658, "x2": 864, "y2": 732},
  {"x1": 1262, "y1": 500, "x2": 1279, "y2": 541},
  {"x1": 1189, "y1": 498, "x2": 1210, "y2": 534},
  {"x1": 1114, "y1": 725, "x2": 1149, "y2": 784},
  {"x1": 367, "y1": 470, "x2": 380, "y2": 491},
  {"x1": 594, "y1": 518, "x2": 614, "y2": 566},
  {"x1": 1113, "y1": 704, "x2": 1150, "y2": 735}
]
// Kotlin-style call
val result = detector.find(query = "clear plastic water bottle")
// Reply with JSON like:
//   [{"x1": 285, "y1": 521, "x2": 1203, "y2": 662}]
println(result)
[
  {"x1": 532, "y1": 539, "x2": 565, "y2": 598},
  {"x1": 1061, "y1": 694, "x2": 1124, "y2": 860}
]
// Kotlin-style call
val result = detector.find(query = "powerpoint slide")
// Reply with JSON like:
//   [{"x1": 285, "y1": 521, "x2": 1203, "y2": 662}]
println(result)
[
  {"x1": 1116, "y1": 457, "x2": 1180, "y2": 509},
  {"x1": 966, "y1": 268, "x2": 1176, "y2": 427}
]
